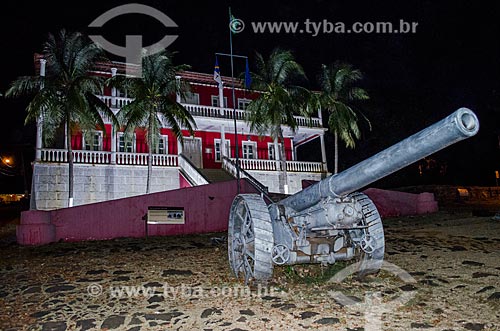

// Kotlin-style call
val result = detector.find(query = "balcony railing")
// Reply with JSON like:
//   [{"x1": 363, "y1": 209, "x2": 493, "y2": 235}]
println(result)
[
  {"x1": 40, "y1": 149, "x2": 323, "y2": 172},
  {"x1": 40, "y1": 149, "x2": 178, "y2": 167},
  {"x1": 231, "y1": 158, "x2": 325, "y2": 173},
  {"x1": 41, "y1": 149, "x2": 111, "y2": 164},
  {"x1": 116, "y1": 152, "x2": 178, "y2": 166},
  {"x1": 96, "y1": 95, "x2": 322, "y2": 128},
  {"x1": 98, "y1": 95, "x2": 133, "y2": 108},
  {"x1": 183, "y1": 103, "x2": 322, "y2": 128}
]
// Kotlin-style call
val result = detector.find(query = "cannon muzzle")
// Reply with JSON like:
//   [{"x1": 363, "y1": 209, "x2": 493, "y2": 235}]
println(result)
[{"x1": 282, "y1": 108, "x2": 479, "y2": 211}]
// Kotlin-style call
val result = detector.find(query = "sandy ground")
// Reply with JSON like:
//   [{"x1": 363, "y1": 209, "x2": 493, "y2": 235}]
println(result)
[{"x1": 0, "y1": 209, "x2": 498, "y2": 331}]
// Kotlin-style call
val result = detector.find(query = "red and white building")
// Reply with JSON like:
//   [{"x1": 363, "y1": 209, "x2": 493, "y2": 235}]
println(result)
[{"x1": 33, "y1": 56, "x2": 328, "y2": 210}]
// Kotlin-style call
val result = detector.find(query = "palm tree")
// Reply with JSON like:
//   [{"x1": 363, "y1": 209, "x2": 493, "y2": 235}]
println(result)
[
  {"x1": 246, "y1": 49, "x2": 313, "y2": 193},
  {"x1": 6, "y1": 30, "x2": 117, "y2": 207},
  {"x1": 109, "y1": 50, "x2": 196, "y2": 193},
  {"x1": 317, "y1": 62, "x2": 370, "y2": 174}
]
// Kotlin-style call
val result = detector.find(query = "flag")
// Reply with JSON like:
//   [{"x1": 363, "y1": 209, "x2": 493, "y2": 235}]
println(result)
[
  {"x1": 244, "y1": 58, "x2": 252, "y2": 89},
  {"x1": 214, "y1": 56, "x2": 222, "y2": 87}
]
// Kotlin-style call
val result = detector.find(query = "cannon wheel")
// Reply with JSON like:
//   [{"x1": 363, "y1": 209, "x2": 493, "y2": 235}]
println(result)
[
  {"x1": 350, "y1": 192, "x2": 385, "y2": 277},
  {"x1": 228, "y1": 194, "x2": 274, "y2": 284}
]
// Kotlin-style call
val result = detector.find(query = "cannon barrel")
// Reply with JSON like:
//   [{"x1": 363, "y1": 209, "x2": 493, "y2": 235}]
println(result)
[{"x1": 282, "y1": 108, "x2": 479, "y2": 211}]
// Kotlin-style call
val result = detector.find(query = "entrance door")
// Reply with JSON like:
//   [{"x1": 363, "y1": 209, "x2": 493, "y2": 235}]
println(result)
[{"x1": 183, "y1": 137, "x2": 202, "y2": 168}]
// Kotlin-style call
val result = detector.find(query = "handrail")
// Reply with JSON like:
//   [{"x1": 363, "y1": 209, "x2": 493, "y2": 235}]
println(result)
[
  {"x1": 222, "y1": 156, "x2": 273, "y2": 204},
  {"x1": 178, "y1": 154, "x2": 210, "y2": 185}
]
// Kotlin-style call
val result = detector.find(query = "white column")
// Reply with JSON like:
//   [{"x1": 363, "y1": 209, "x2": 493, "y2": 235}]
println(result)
[
  {"x1": 320, "y1": 134, "x2": 327, "y2": 171},
  {"x1": 35, "y1": 59, "x2": 47, "y2": 161},
  {"x1": 220, "y1": 124, "x2": 226, "y2": 159},
  {"x1": 317, "y1": 107, "x2": 322, "y2": 120},
  {"x1": 175, "y1": 75, "x2": 181, "y2": 103},
  {"x1": 111, "y1": 68, "x2": 117, "y2": 108},
  {"x1": 111, "y1": 126, "x2": 116, "y2": 164},
  {"x1": 218, "y1": 82, "x2": 225, "y2": 116}
]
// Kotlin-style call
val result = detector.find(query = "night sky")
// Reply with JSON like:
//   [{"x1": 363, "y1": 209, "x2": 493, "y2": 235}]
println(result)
[{"x1": 1, "y1": 0, "x2": 499, "y2": 192}]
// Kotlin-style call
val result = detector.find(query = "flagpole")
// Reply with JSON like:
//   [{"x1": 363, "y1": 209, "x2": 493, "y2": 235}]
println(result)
[{"x1": 229, "y1": 6, "x2": 240, "y2": 193}]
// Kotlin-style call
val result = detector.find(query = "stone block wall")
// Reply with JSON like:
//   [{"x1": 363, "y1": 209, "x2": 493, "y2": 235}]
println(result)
[
  {"x1": 246, "y1": 170, "x2": 324, "y2": 194},
  {"x1": 33, "y1": 163, "x2": 180, "y2": 210}
]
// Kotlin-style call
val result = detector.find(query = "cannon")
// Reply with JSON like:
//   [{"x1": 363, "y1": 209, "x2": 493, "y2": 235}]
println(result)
[{"x1": 228, "y1": 108, "x2": 479, "y2": 283}]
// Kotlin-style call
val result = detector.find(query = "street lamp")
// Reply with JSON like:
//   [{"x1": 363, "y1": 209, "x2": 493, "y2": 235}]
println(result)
[{"x1": 1, "y1": 156, "x2": 13, "y2": 167}]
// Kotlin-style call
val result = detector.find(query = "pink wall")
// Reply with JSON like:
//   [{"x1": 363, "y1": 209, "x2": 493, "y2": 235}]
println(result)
[
  {"x1": 17, "y1": 183, "x2": 439, "y2": 246},
  {"x1": 18, "y1": 180, "x2": 258, "y2": 245},
  {"x1": 364, "y1": 188, "x2": 438, "y2": 218}
]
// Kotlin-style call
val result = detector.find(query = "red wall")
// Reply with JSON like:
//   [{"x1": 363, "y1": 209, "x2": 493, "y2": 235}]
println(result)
[
  {"x1": 70, "y1": 79, "x2": 292, "y2": 168},
  {"x1": 190, "y1": 84, "x2": 260, "y2": 109},
  {"x1": 178, "y1": 130, "x2": 293, "y2": 169},
  {"x1": 17, "y1": 180, "x2": 259, "y2": 245}
]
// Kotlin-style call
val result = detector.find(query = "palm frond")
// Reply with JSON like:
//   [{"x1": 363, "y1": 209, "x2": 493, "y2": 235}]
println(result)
[{"x1": 318, "y1": 62, "x2": 370, "y2": 149}]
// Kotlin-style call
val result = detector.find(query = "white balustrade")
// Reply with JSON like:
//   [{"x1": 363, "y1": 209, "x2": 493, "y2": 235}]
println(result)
[
  {"x1": 181, "y1": 103, "x2": 320, "y2": 127},
  {"x1": 40, "y1": 149, "x2": 177, "y2": 167},
  {"x1": 97, "y1": 95, "x2": 133, "y2": 109},
  {"x1": 152, "y1": 154, "x2": 178, "y2": 166},
  {"x1": 98, "y1": 95, "x2": 113, "y2": 107},
  {"x1": 293, "y1": 115, "x2": 322, "y2": 128},
  {"x1": 41, "y1": 149, "x2": 110, "y2": 164},
  {"x1": 96, "y1": 95, "x2": 321, "y2": 127},
  {"x1": 178, "y1": 155, "x2": 209, "y2": 185},
  {"x1": 285, "y1": 160, "x2": 324, "y2": 173},
  {"x1": 73, "y1": 150, "x2": 110, "y2": 164},
  {"x1": 229, "y1": 158, "x2": 323, "y2": 173}
]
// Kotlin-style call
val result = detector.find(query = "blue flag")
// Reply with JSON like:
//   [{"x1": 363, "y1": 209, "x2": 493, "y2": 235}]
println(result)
[
  {"x1": 214, "y1": 57, "x2": 222, "y2": 87},
  {"x1": 245, "y1": 58, "x2": 252, "y2": 89}
]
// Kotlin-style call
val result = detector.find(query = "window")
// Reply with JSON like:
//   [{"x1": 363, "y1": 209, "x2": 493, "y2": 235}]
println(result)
[
  {"x1": 242, "y1": 141, "x2": 256, "y2": 159},
  {"x1": 268, "y1": 142, "x2": 282, "y2": 160},
  {"x1": 117, "y1": 89, "x2": 127, "y2": 98},
  {"x1": 214, "y1": 139, "x2": 231, "y2": 162},
  {"x1": 156, "y1": 135, "x2": 168, "y2": 154},
  {"x1": 117, "y1": 133, "x2": 135, "y2": 153},
  {"x1": 83, "y1": 131, "x2": 103, "y2": 151},
  {"x1": 238, "y1": 98, "x2": 251, "y2": 110},
  {"x1": 182, "y1": 92, "x2": 200, "y2": 105},
  {"x1": 211, "y1": 95, "x2": 228, "y2": 107}
]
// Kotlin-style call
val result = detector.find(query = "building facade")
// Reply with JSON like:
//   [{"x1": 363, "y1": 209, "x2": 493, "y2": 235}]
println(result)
[{"x1": 33, "y1": 56, "x2": 329, "y2": 210}]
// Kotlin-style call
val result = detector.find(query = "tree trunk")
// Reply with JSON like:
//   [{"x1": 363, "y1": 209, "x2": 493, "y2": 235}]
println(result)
[
  {"x1": 334, "y1": 131, "x2": 339, "y2": 174},
  {"x1": 67, "y1": 114, "x2": 74, "y2": 207},
  {"x1": 278, "y1": 128, "x2": 288, "y2": 194},
  {"x1": 147, "y1": 147, "x2": 153, "y2": 193},
  {"x1": 146, "y1": 112, "x2": 154, "y2": 193}
]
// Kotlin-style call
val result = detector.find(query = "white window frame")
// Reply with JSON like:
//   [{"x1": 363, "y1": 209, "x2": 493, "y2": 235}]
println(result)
[
  {"x1": 117, "y1": 89, "x2": 127, "y2": 98},
  {"x1": 238, "y1": 98, "x2": 251, "y2": 110},
  {"x1": 182, "y1": 92, "x2": 200, "y2": 105},
  {"x1": 211, "y1": 95, "x2": 228, "y2": 108},
  {"x1": 214, "y1": 139, "x2": 231, "y2": 162},
  {"x1": 117, "y1": 132, "x2": 136, "y2": 153},
  {"x1": 242, "y1": 141, "x2": 257, "y2": 159},
  {"x1": 156, "y1": 135, "x2": 168, "y2": 154},
  {"x1": 82, "y1": 130, "x2": 103, "y2": 151},
  {"x1": 267, "y1": 142, "x2": 282, "y2": 160}
]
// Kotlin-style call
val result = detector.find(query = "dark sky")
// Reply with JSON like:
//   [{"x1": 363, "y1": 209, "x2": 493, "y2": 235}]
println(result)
[{"x1": 1, "y1": 0, "x2": 499, "y2": 190}]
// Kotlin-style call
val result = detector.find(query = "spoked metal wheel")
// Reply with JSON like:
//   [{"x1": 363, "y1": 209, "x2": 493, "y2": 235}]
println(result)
[
  {"x1": 349, "y1": 192, "x2": 385, "y2": 277},
  {"x1": 228, "y1": 194, "x2": 274, "y2": 284}
]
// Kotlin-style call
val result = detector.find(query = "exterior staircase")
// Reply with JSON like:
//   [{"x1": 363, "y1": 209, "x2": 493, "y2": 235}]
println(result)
[{"x1": 199, "y1": 168, "x2": 235, "y2": 183}]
